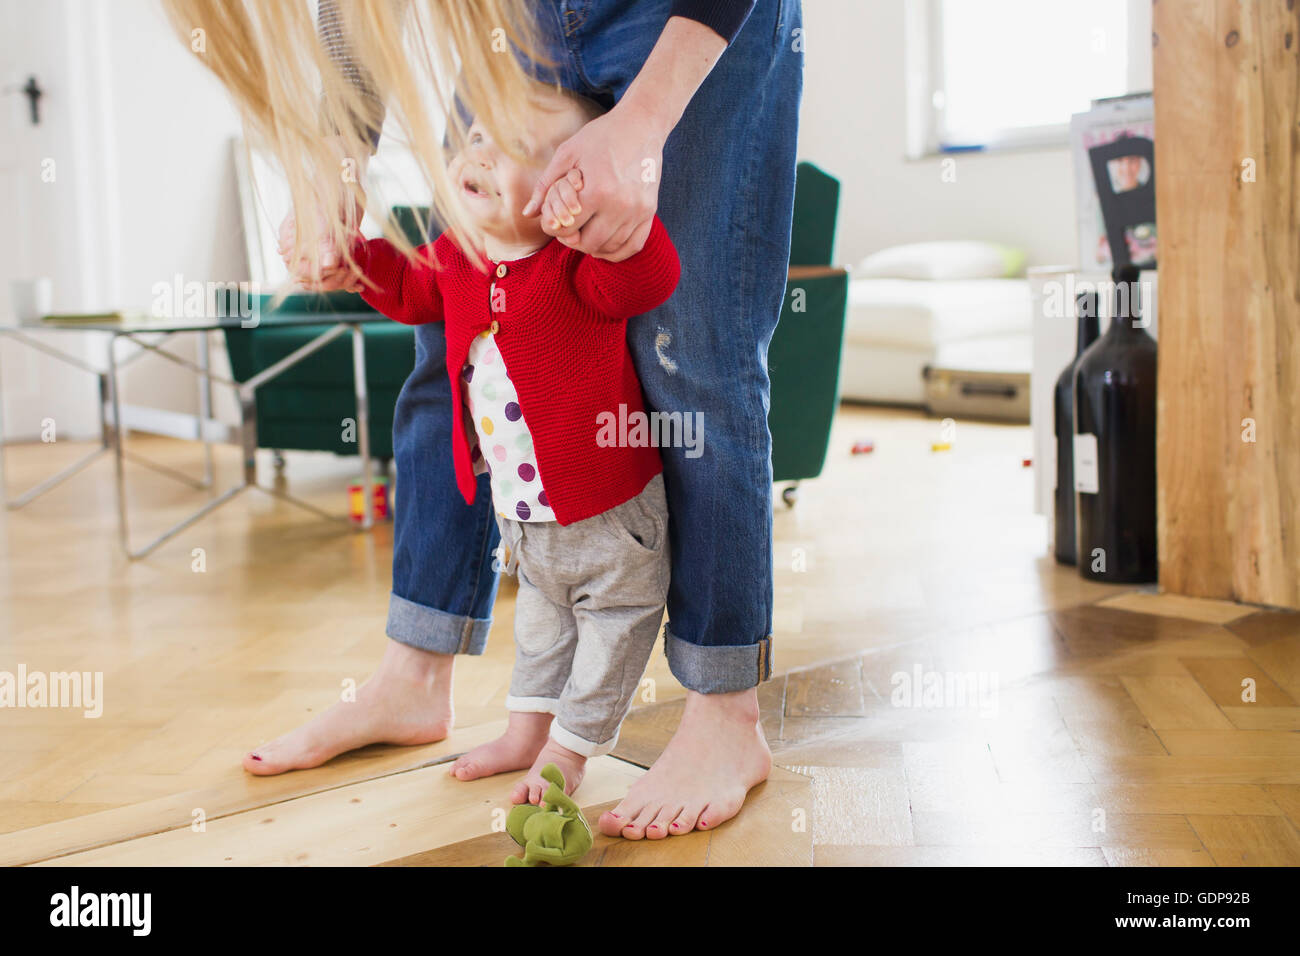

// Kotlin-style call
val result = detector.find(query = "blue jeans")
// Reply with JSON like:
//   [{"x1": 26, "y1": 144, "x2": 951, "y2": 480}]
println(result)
[{"x1": 386, "y1": 0, "x2": 803, "y2": 693}]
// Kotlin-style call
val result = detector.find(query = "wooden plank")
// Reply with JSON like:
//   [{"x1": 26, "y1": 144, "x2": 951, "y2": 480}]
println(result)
[
  {"x1": 1063, "y1": 717, "x2": 1167, "y2": 756},
  {"x1": 910, "y1": 811, "x2": 1203, "y2": 850},
  {"x1": 0, "y1": 801, "x2": 118, "y2": 834},
  {"x1": 384, "y1": 798, "x2": 712, "y2": 868},
  {"x1": 782, "y1": 765, "x2": 912, "y2": 846},
  {"x1": 1152, "y1": 0, "x2": 1232, "y2": 602},
  {"x1": 1245, "y1": 637, "x2": 1300, "y2": 699},
  {"x1": 1084, "y1": 754, "x2": 1300, "y2": 785},
  {"x1": 985, "y1": 713, "x2": 1092, "y2": 783},
  {"x1": 1153, "y1": 0, "x2": 1300, "y2": 608},
  {"x1": 1227, "y1": 610, "x2": 1300, "y2": 646},
  {"x1": 1097, "y1": 592, "x2": 1255, "y2": 624},
  {"x1": 1262, "y1": 785, "x2": 1300, "y2": 828},
  {"x1": 1090, "y1": 783, "x2": 1283, "y2": 816},
  {"x1": 901, "y1": 741, "x2": 1003, "y2": 814},
  {"x1": 383, "y1": 767, "x2": 813, "y2": 867},
  {"x1": 784, "y1": 658, "x2": 867, "y2": 717},
  {"x1": 1219, "y1": 706, "x2": 1300, "y2": 731},
  {"x1": 38, "y1": 755, "x2": 644, "y2": 867},
  {"x1": 1187, "y1": 814, "x2": 1300, "y2": 867},
  {"x1": 772, "y1": 728, "x2": 904, "y2": 770},
  {"x1": 697, "y1": 767, "x2": 815, "y2": 866},
  {"x1": 0, "y1": 720, "x2": 510, "y2": 866},
  {"x1": 1156, "y1": 730, "x2": 1300, "y2": 757},
  {"x1": 1180, "y1": 656, "x2": 1297, "y2": 707},
  {"x1": 1118, "y1": 674, "x2": 1234, "y2": 730},
  {"x1": 1049, "y1": 605, "x2": 1240, "y2": 660}
]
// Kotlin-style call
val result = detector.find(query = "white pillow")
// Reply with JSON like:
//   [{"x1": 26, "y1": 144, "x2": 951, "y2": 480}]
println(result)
[{"x1": 856, "y1": 241, "x2": 1026, "y2": 280}]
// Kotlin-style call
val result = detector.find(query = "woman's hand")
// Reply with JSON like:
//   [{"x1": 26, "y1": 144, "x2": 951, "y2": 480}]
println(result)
[{"x1": 521, "y1": 101, "x2": 666, "y2": 262}]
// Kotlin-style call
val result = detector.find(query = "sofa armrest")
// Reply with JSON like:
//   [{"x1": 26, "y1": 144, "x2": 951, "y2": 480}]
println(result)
[
  {"x1": 769, "y1": 268, "x2": 850, "y2": 483},
  {"x1": 788, "y1": 265, "x2": 848, "y2": 281}
]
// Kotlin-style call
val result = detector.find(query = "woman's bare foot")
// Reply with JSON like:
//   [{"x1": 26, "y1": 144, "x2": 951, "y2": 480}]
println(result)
[
  {"x1": 598, "y1": 687, "x2": 770, "y2": 840},
  {"x1": 242, "y1": 641, "x2": 454, "y2": 775},
  {"x1": 449, "y1": 711, "x2": 553, "y2": 783},
  {"x1": 510, "y1": 738, "x2": 587, "y2": 805}
]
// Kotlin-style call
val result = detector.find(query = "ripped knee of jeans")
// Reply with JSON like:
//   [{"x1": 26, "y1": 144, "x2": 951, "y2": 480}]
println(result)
[{"x1": 654, "y1": 327, "x2": 678, "y2": 375}]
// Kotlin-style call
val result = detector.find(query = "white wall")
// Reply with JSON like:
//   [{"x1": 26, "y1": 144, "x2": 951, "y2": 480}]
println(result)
[
  {"x1": 797, "y1": 0, "x2": 1123, "y2": 270},
  {"x1": 106, "y1": 0, "x2": 246, "y2": 426},
  {"x1": 0, "y1": 0, "x2": 244, "y2": 443},
  {"x1": 0, "y1": 0, "x2": 125, "y2": 442}
]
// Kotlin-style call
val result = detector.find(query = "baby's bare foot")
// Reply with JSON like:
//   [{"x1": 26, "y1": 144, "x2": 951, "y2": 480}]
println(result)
[
  {"x1": 243, "y1": 643, "x2": 454, "y2": 776},
  {"x1": 510, "y1": 737, "x2": 588, "y2": 805},
  {"x1": 449, "y1": 711, "x2": 553, "y2": 782}
]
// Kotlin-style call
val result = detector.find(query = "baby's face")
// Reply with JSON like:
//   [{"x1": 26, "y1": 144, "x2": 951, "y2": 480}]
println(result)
[
  {"x1": 448, "y1": 98, "x2": 586, "y2": 247},
  {"x1": 448, "y1": 121, "x2": 540, "y2": 241}
]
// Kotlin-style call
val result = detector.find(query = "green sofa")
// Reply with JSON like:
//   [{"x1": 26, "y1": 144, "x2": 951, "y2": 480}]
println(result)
[
  {"x1": 222, "y1": 297, "x2": 411, "y2": 464},
  {"x1": 768, "y1": 163, "x2": 849, "y2": 503}
]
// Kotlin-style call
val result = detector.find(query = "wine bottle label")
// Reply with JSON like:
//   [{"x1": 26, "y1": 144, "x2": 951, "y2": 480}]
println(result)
[{"x1": 1074, "y1": 433, "x2": 1100, "y2": 494}]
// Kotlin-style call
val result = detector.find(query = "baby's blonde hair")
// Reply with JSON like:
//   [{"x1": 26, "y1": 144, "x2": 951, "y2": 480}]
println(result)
[{"x1": 161, "y1": 0, "x2": 559, "y2": 290}]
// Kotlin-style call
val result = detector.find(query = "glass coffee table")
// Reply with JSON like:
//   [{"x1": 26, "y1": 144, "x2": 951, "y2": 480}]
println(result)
[{"x1": 0, "y1": 310, "x2": 386, "y2": 558}]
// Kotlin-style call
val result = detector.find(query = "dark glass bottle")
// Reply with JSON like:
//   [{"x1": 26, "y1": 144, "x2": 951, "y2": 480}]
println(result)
[
  {"x1": 1074, "y1": 264, "x2": 1158, "y2": 583},
  {"x1": 1054, "y1": 289, "x2": 1100, "y2": 565}
]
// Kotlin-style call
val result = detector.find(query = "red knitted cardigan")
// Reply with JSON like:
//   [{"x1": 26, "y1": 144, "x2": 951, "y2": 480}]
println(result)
[{"x1": 354, "y1": 215, "x2": 680, "y2": 525}]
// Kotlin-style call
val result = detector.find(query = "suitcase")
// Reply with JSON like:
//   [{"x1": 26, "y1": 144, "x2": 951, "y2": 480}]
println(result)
[{"x1": 922, "y1": 363, "x2": 1031, "y2": 423}]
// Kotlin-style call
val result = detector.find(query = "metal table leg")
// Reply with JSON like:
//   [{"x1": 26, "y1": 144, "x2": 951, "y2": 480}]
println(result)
[
  {"x1": 0, "y1": 329, "x2": 111, "y2": 509},
  {"x1": 6, "y1": 321, "x2": 379, "y2": 558},
  {"x1": 93, "y1": 331, "x2": 211, "y2": 490},
  {"x1": 110, "y1": 323, "x2": 358, "y2": 558},
  {"x1": 107, "y1": 332, "x2": 131, "y2": 554},
  {"x1": 197, "y1": 331, "x2": 214, "y2": 488}
]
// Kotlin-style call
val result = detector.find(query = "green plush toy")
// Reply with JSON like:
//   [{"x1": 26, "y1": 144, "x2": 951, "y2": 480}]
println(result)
[{"x1": 504, "y1": 763, "x2": 593, "y2": 867}]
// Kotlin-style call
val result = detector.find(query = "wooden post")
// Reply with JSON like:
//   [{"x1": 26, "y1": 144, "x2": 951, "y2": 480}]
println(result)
[{"x1": 1153, "y1": 0, "x2": 1300, "y2": 608}]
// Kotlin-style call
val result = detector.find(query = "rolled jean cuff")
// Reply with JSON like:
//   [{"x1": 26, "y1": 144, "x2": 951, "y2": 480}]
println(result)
[
  {"x1": 386, "y1": 592, "x2": 493, "y2": 656},
  {"x1": 550, "y1": 721, "x2": 619, "y2": 759},
  {"x1": 664, "y1": 628, "x2": 772, "y2": 694}
]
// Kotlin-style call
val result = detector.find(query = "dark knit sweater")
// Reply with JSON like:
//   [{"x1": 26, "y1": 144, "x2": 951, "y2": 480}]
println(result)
[{"x1": 355, "y1": 216, "x2": 681, "y2": 525}]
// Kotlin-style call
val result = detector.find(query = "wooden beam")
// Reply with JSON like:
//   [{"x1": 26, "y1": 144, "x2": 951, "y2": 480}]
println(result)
[{"x1": 1153, "y1": 0, "x2": 1300, "y2": 607}]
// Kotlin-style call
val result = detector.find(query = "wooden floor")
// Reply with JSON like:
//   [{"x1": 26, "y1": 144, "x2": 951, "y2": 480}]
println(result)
[{"x1": 1, "y1": 404, "x2": 1297, "y2": 866}]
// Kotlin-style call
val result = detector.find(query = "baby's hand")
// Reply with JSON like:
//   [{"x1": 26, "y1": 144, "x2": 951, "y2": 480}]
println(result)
[
  {"x1": 540, "y1": 168, "x2": 584, "y2": 236},
  {"x1": 277, "y1": 208, "x2": 364, "y2": 293}
]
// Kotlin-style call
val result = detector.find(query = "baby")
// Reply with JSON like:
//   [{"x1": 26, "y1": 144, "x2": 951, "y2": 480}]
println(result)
[{"x1": 352, "y1": 85, "x2": 679, "y2": 804}]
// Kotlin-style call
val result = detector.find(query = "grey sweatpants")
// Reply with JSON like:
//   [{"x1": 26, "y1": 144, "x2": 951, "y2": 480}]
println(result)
[{"x1": 496, "y1": 473, "x2": 670, "y2": 758}]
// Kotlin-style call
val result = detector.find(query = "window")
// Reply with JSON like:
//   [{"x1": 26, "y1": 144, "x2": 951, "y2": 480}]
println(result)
[{"x1": 905, "y1": 0, "x2": 1152, "y2": 156}]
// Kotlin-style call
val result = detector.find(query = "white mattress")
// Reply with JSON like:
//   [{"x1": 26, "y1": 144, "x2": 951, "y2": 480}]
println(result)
[{"x1": 845, "y1": 277, "x2": 1032, "y2": 350}]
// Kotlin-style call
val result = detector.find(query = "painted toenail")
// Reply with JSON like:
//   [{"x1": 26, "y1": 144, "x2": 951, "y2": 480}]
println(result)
[{"x1": 250, "y1": 754, "x2": 262, "y2": 761}]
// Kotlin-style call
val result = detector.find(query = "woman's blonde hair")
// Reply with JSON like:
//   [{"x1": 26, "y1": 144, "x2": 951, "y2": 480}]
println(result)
[{"x1": 160, "y1": 0, "x2": 553, "y2": 291}]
